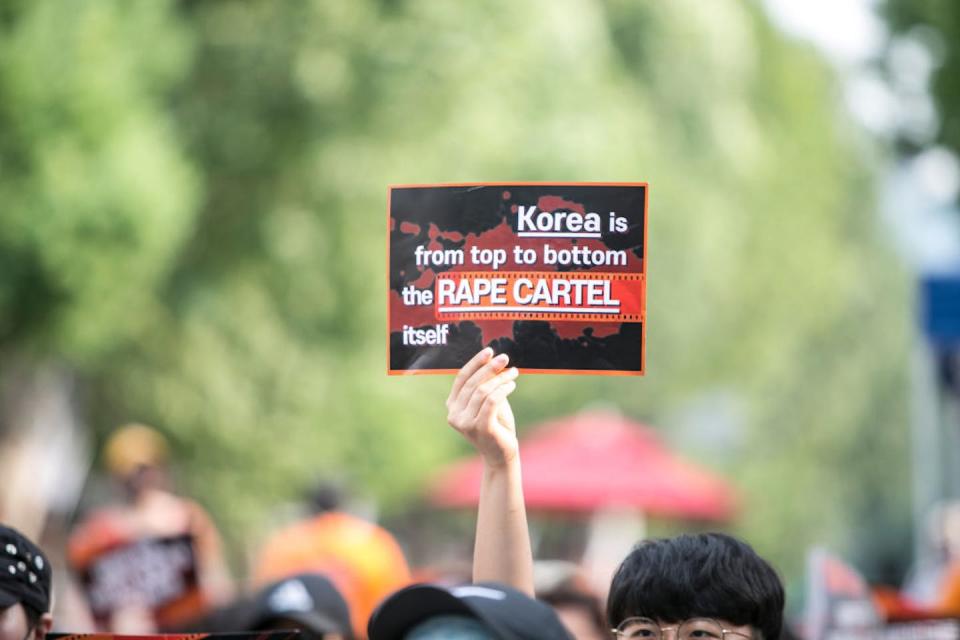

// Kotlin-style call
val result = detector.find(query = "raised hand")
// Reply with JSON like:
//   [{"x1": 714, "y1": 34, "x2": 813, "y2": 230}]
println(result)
[
  {"x1": 446, "y1": 348, "x2": 520, "y2": 468},
  {"x1": 445, "y1": 348, "x2": 532, "y2": 595}
]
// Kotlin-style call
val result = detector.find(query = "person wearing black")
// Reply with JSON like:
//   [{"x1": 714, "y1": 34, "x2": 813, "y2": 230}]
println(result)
[
  {"x1": 245, "y1": 573, "x2": 354, "y2": 640},
  {"x1": 0, "y1": 526, "x2": 52, "y2": 640},
  {"x1": 368, "y1": 582, "x2": 573, "y2": 640}
]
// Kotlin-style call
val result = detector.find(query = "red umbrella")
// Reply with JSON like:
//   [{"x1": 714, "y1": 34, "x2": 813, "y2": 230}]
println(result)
[{"x1": 430, "y1": 411, "x2": 737, "y2": 521}]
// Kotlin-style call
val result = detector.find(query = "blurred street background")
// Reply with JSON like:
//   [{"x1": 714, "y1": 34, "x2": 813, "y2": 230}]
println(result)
[{"x1": 1, "y1": 0, "x2": 959, "y2": 634}]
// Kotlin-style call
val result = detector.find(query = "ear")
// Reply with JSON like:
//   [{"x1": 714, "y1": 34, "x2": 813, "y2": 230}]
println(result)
[{"x1": 31, "y1": 612, "x2": 53, "y2": 640}]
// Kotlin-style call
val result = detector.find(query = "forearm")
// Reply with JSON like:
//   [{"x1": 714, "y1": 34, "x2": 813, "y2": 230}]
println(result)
[{"x1": 473, "y1": 457, "x2": 534, "y2": 597}]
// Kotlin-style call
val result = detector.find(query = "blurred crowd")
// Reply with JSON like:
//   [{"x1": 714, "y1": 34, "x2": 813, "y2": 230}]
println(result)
[
  {"x1": 1, "y1": 422, "x2": 616, "y2": 640},
  {"x1": 2, "y1": 354, "x2": 959, "y2": 640}
]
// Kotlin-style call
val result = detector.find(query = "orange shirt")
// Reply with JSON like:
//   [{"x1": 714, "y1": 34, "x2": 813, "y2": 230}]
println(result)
[
  {"x1": 254, "y1": 512, "x2": 412, "y2": 638},
  {"x1": 937, "y1": 561, "x2": 960, "y2": 616}
]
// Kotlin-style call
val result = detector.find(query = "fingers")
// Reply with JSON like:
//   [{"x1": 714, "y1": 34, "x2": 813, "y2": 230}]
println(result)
[
  {"x1": 476, "y1": 379, "x2": 518, "y2": 428},
  {"x1": 457, "y1": 352, "x2": 509, "y2": 408},
  {"x1": 445, "y1": 353, "x2": 520, "y2": 467},
  {"x1": 464, "y1": 366, "x2": 519, "y2": 421},
  {"x1": 447, "y1": 348, "x2": 493, "y2": 407},
  {"x1": 449, "y1": 350, "x2": 509, "y2": 416}
]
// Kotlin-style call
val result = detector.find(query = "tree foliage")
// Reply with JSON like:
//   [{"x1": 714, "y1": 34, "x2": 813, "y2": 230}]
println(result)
[
  {"x1": 0, "y1": 0, "x2": 196, "y2": 362},
  {"x1": 883, "y1": 0, "x2": 960, "y2": 156}
]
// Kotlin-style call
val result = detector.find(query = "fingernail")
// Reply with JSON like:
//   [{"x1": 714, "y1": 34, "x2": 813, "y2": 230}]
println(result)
[
  {"x1": 481, "y1": 347, "x2": 494, "y2": 359},
  {"x1": 494, "y1": 353, "x2": 508, "y2": 364},
  {"x1": 506, "y1": 367, "x2": 519, "y2": 378}
]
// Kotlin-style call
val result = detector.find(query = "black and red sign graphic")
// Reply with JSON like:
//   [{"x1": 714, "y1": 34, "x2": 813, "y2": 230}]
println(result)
[
  {"x1": 388, "y1": 183, "x2": 648, "y2": 375},
  {"x1": 78, "y1": 534, "x2": 200, "y2": 625},
  {"x1": 50, "y1": 633, "x2": 299, "y2": 640}
]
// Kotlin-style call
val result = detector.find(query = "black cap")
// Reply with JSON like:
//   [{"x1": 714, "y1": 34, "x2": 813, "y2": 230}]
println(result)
[
  {"x1": 245, "y1": 573, "x2": 354, "y2": 639},
  {"x1": 0, "y1": 526, "x2": 52, "y2": 617},
  {"x1": 367, "y1": 582, "x2": 574, "y2": 640}
]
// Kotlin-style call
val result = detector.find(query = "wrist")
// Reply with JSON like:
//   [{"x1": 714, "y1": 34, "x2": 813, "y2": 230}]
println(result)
[{"x1": 482, "y1": 451, "x2": 521, "y2": 475}]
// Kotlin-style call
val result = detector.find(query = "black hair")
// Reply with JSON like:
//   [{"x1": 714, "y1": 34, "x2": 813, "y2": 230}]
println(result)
[
  {"x1": 22, "y1": 603, "x2": 42, "y2": 629},
  {"x1": 606, "y1": 533, "x2": 784, "y2": 640},
  {"x1": 307, "y1": 481, "x2": 344, "y2": 514},
  {"x1": 539, "y1": 586, "x2": 606, "y2": 636}
]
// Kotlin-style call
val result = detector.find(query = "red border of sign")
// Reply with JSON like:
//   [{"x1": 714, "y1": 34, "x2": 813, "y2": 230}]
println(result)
[{"x1": 386, "y1": 182, "x2": 649, "y2": 376}]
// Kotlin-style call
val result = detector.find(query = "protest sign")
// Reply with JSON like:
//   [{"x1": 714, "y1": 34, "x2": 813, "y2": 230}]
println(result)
[
  {"x1": 881, "y1": 620, "x2": 960, "y2": 640},
  {"x1": 388, "y1": 183, "x2": 647, "y2": 374},
  {"x1": 50, "y1": 634, "x2": 298, "y2": 640},
  {"x1": 804, "y1": 548, "x2": 883, "y2": 640},
  {"x1": 77, "y1": 534, "x2": 200, "y2": 626}
]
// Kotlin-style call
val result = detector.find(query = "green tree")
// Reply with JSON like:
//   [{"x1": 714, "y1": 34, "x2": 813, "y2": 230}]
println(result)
[
  {"x1": 0, "y1": 0, "x2": 196, "y2": 362},
  {"x1": 0, "y1": 0, "x2": 197, "y2": 537},
  {"x1": 884, "y1": 0, "x2": 960, "y2": 157}
]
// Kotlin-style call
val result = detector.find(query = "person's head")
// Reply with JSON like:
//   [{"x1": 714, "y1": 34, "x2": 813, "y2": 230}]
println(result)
[
  {"x1": 368, "y1": 582, "x2": 574, "y2": 640},
  {"x1": 535, "y1": 562, "x2": 606, "y2": 640},
  {"x1": 541, "y1": 590, "x2": 606, "y2": 640},
  {"x1": 246, "y1": 573, "x2": 354, "y2": 640},
  {"x1": 306, "y1": 482, "x2": 345, "y2": 516},
  {"x1": 103, "y1": 423, "x2": 170, "y2": 496},
  {"x1": 607, "y1": 533, "x2": 784, "y2": 640},
  {"x1": 0, "y1": 526, "x2": 52, "y2": 640}
]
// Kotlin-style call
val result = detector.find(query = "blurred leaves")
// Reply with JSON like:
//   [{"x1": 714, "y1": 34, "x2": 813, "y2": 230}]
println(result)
[
  {"x1": 0, "y1": 0, "x2": 196, "y2": 361},
  {"x1": 883, "y1": 0, "x2": 960, "y2": 155},
  {"x1": 0, "y1": 0, "x2": 910, "y2": 580}
]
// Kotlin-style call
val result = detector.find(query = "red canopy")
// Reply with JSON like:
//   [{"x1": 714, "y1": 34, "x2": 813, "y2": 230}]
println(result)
[{"x1": 430, "y1": 411, "x2": 737, "y2": 521}]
